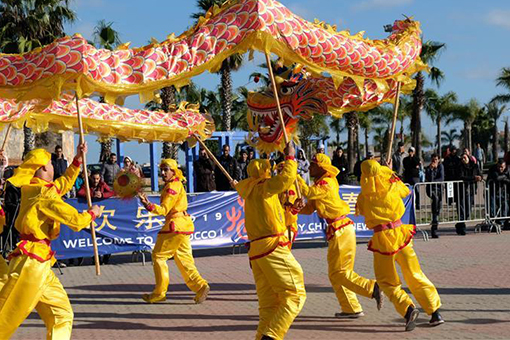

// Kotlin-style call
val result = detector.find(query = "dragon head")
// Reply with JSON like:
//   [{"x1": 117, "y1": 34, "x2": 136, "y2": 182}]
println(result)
[{"x1": 247, "y1": 65, "x2": 329, "y2": 152}]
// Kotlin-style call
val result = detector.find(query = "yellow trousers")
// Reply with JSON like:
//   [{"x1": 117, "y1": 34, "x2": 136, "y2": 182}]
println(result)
[
  {"x1": 373, "y1": 242, "x2": 441, "y2": 317},
  {"x1": 328, "y1": 224, "x2": 375, "y2": 313},
  {"x1": 151, "y1": 233, "x2": 208, "y2": 296},
  {"x1": 0, "y1": 256, "x2": 8, "y2": 291},
  {"x1": 0, "y1": 255, "x2": 73, "y2": 340},
  {"x1": 252, "y1": 245, "x2": 306, "y2": 340}
]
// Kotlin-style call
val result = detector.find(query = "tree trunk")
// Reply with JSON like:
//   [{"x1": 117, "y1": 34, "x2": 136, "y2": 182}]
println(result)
[
  {"x1": 437, "y1": 116, "x2": 441, "y2": 156},
  {"x1": 411, "y1": 72, "x2": 425, "y2": 159},
  {"x1": 354, "y1": 123, "x2": 360, "y2": 161},
  {"x1": 23, "y1": 124, "x2": 35, "y2": 157},
  {"x1": 504, "y1": 120, "x2": 509, "y2": 154},
  {"x1": 161, "y1": 86, "x2": 179, "y2": 159},
  {"x1": 345, "y1": 112, "x2": 358, "y2": 173},
  {"x1": 364, "y1": 127, "x2": 369, "y2": 157},
  {"x1": 493, "y1": 124, "x2": 499, "y2": 162},
  {"x1": 399, "y1": 117, "x2": 404, "y2": 142},
  {"x1": 220, "y1": 62, "x2": 233, "y2": 131},
  {"x1": 99, "y1": 139, "x2": 113, "y2": 163}
]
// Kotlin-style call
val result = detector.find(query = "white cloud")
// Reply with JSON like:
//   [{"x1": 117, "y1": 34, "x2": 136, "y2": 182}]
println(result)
[
  {"x1": 352, "y1": 0, "x2": 413, "y2": 12},
  {"x1": 484, "y1": 9, "x2": 510, "y2": 30},
  {"x1": 459, "y1": 65, "x2": 499, "y2": 81}
]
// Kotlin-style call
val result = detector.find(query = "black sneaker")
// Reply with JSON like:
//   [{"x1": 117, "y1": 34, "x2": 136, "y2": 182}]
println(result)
[
  {"x1": 429, "y1": 310, "x2": 445, "y2": 326},
  {"x1": 431, "y1": 224, "x2": 439, "y2": 239},
  {"x1": 404, "y1": 306, "x2": 420, "y2": 331},
  {"x1": 335, "y1": 311, "x2": 365, "y2": 319},
  {"x1": 261, "y1": 335, "x2": 274, "y2": 340},
  {"x1": 372, "y1": 282, "x2": 384, "y2": 311}
]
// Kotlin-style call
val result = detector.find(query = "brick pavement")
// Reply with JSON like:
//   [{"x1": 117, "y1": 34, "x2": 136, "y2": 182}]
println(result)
[{"x1": 13, "y1": 231, "x2": 510, "y2": 339}]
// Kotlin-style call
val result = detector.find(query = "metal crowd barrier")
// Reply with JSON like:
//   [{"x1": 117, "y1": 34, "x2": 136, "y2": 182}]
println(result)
[
  {"x1": 484, "y1": 180, "x2": 509, "y2": 234},
  {"x1": 413, "y1": 180, "x2": 490, "y2": 239}
]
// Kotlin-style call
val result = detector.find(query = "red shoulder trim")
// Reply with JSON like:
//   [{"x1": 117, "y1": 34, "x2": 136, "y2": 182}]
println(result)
[
  {"x1": 316, "y1": 180, "x2": 328, "y2": 186},
  {"x1": 288, "y1": 190, "x2": 296, "y2": 196},
  {"x1": 167, "y1": 188, "x2": 177, "y2": 195},
  {"x1": 45, "y1": 183, "x2": 61, "y2": 195}
]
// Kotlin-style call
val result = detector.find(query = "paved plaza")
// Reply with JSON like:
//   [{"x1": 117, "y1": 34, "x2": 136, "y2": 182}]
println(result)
[{"x1": 14, "y1": 229, "x2": 510, "y2": 339}]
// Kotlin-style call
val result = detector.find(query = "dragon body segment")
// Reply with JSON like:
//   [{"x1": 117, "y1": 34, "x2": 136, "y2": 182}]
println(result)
[{"x1": 0, "y1": 0, "x2": 424, "y2": 103}]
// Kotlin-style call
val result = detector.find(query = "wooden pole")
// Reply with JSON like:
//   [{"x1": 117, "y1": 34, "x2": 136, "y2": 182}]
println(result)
[
  {"x1": 265, "y1": 53, "x2": 289, "y2": 144},
  {"x1": 264, "y1": 53, "x2": 302, "y2": 199},
  {"x1": 193, "y1": 133, "x2": 234, "y2": 183},
  {"x1": 385, "y1": 82, "x2": 402, "y2": 165},
  {"x1": 1, "y1": 124, "x2": 12, "y2": 151},
  {"x1": 75, "y1": 95, "x2": 101, "y2": 276}
]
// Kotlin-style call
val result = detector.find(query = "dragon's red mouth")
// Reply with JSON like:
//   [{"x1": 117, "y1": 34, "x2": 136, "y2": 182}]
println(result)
[{"x1": 248, "y1": 104, "x2": 296, "y2": 143}]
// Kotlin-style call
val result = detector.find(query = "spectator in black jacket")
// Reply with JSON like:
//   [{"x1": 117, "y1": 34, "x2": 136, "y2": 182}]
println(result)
[
  {"x1": 331, "y1": 147, "x2": 348, "y2": 184},
  {"x1": 403, "y1": 147, "x2": 421, "y2": 208},
  {"x1": 194, "y1": 147, "x2": 216, "y2": 192},
  {"x1": 215, "y1": 145, "x2": 240, "y2": 191},
  {"x1": 237, "y1": 149, "x2": 249, "y2": 180},
  {"x1": 425, "y1": 154, "x2": 444, "y2": 238},
  {"x1": 443, "y1": 145, "x2": 461, "y2": 181},
  {"x1": 454, "y1": 152, "x2": 482, "y2": 235},
  {"x1": 487, "y1": 159, "x2": 510, "y2": 225},
  {"x1": 51, "y1": 145, "x2": 68, "y2": 180}
]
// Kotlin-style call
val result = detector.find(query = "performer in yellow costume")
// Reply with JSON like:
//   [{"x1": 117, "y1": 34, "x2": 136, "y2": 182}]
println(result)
[
  {"x1": 276, "y1": 162, "x2": 299, "y2": 246},
  {"x1": 297, "y1": 154, "x2": 382, "y2": 318},
  {"x1": 356, "y1": 160, "x2": 443, "y2": 331},
  {"x1": 138, "y1": 159, "x2": 209, "y2": 304},
  {"x1": 0, "y1": 144, "x2": 102, "y2": 340},
  {"x1": 234, "y1": 145, "x2": 306, "y2": 340}
]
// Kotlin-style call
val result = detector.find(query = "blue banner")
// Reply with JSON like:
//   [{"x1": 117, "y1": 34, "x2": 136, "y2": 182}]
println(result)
[{"x1": 53, "y1": 186, "x2": 415, "y2": 259}]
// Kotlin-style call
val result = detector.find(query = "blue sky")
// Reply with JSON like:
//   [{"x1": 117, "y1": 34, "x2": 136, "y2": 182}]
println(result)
[{"x1": 65, "y1": 0, "x2": 510, "y2": 163}]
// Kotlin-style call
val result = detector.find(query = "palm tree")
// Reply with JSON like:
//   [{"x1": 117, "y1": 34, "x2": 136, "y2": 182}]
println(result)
[
  {"x1": 93, "y1": 20, "x2": 121, "y2": 162},
  {"x1": 358, "y1": 113, "x2": 371, "y2": 157},
  {"x1": 0, "y1": 0, "x2": 76, "y2": 156},
  {"x1": 441, "y1": 128, "x2": 461, "y2": 146},
  {"x1": 330, "y1": 117, "x2": 344, "y2": 146},
  {"x1": 449, "y1": 99, "x2": 482, "y2": 151},
  {"x1": 192, "y1": 0, "x2": 244, "y2": 131},
  {"x1": 410, "y1": 40, "x2": 446, "y2": 159},
  {"x1": 492, "y1": 67, "x2": 510, "y2": 105},
  {"x1": 486, "y1": 102, "x2": 507, "y2": 161},
  {"x1": 369, "y1": 104, "x2": 393, "y2": 158},
  {"x1": 504, "y1": 118, "x2": 509, "y2": 154},
  {"x1": 344, "y1": 112, "x2": 358, "y2": 172},
  {"x1": 398, "y1": 95, "x2": 412, "y2": 143},
  {"x1": 424, "y1": 89, "x2": 458, "y2": 155}
]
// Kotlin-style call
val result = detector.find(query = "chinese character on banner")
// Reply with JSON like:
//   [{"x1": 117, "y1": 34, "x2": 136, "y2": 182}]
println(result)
[
  {"x1": 135, "y1": 206, "x2": 164, "y2": 230},
  {"x1": 341, "y1": 192, "x2": 359, "y2": 214},
  {"x1": 84, "y1": 207, "x2": 118, "y2": 232}
]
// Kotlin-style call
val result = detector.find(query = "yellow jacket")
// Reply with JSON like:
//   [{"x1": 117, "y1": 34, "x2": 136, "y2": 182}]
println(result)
[
  {"x1": 279, "y1": 182, "x2": 299, "y2": 233},
  {"x1": 298, "y1": 175, "x2": 353, "y2": 240},
  {"x1": 356, "y1": 160, "x2": 415, "y2": 255},
  {"x1": 146, "y1": 178, "x2": 193, "y2": 234},
  {"x1": 11, "y1": 159, "x2": 94, "y2": 263},
  {"x1": 236, "y1": 159, "x2": 297, "y2": 260}
]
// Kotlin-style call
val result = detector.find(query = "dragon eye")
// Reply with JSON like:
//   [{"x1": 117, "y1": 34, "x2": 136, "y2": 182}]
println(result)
[{"x1": 280, "y1": 85, "x2": 296, "y2": 96}]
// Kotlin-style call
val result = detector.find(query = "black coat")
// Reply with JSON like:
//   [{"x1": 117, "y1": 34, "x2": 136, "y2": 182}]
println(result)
[
  {"x1": 194, "y1": 156, "x2": 216, "y2": 192},
  {"x1": 215, "y1": 155, "x2": 240, "y2": 191},
  {"x1": 403, "y1": 155, "x2": 420, "y2": 182}
]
